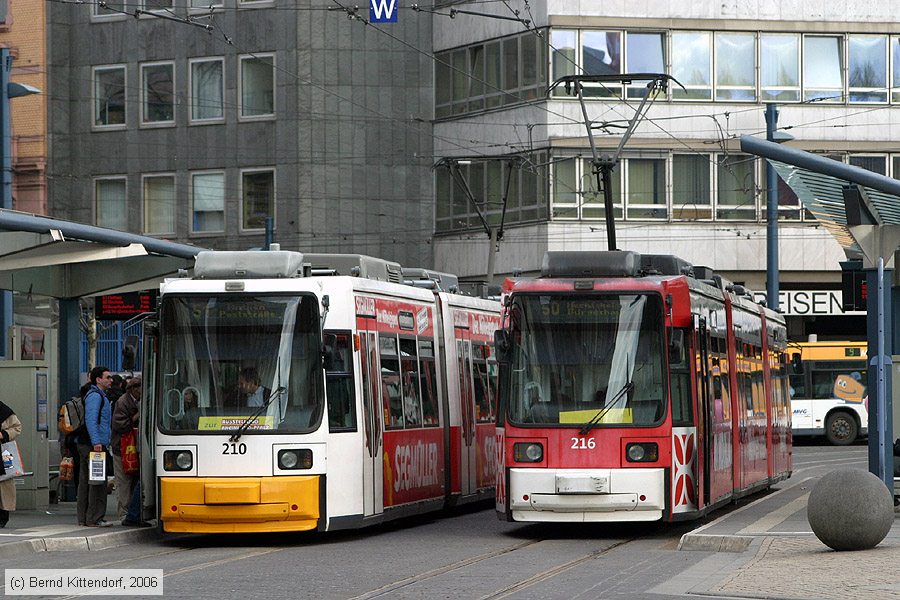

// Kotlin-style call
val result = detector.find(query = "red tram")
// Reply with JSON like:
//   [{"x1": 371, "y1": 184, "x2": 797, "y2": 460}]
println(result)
[{"x1": 493, "y1": 251, "x2": 791, "y2": 523}]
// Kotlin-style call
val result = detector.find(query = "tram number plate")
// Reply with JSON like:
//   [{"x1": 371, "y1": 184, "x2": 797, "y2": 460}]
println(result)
[{"x1": 556, "y1": 474, "x2": 609, "y2": 494}]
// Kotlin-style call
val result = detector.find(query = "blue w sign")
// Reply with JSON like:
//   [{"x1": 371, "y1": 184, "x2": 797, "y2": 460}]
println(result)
[{"x1": 370, "y1": 0, "x2": 398, "y2": 22}]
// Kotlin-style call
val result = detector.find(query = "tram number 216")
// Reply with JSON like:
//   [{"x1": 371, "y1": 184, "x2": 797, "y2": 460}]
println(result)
[
  {"x1": 571, "y1": 437, "x2": 596, "y2": 449},
  {"x1": 222, "y1": 442, "x2": 247, "y2": 455}
]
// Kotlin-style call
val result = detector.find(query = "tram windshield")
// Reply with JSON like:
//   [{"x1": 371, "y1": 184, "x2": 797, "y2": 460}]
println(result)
[
  {"x1": 157, "y1": 294, "x2": 325, "y2": 433},
  {"x1": 506, "y1": 293, "x2": 666, "y2": 427}
]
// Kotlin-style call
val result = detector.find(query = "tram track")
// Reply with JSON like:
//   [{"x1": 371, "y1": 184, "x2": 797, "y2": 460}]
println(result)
[{"x1": 347, "y1": 533, "x2": 641, "y2": 600}]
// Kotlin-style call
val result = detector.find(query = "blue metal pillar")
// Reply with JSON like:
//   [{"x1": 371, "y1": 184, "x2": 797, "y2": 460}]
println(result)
[
  {"x1": 765, "y1": 104, "x2": 780, "y2": 312},
  {"x1": 58, "y1": 299, "x2": 81, "y2": 404},
  {"x1": 0, "y1": 48, "x2": 12, "y2": 359},
  {"x1": 867, "y1": 263, "x2": 894, "y2": 489}
]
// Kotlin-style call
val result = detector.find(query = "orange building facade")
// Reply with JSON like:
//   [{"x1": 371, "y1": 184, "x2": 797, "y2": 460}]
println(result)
[{"x1": 1, "y1": 0, "x2": 47, "y2": 215}]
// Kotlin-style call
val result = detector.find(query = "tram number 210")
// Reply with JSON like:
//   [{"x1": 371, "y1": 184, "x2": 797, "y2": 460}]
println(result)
[
  {"x1": 571, "y1": 437, "x2": 596, "y2": 449},
  {"x1": 222, "y1": 442, "x2": 247, "y2": 455}
]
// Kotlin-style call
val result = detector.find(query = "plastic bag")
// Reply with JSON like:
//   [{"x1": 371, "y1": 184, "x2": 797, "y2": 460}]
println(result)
[
  {"x1": 59, "y1": 455, "x2": 74, "y2": 481},
  {"x1": 120, "y1": 429, "x2": 139, "y2": 475}
]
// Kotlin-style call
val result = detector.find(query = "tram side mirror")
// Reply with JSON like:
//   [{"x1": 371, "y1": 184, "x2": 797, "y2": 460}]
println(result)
[
  {"x1": 668, "y1": 329, "x2": 685, "y2": 362},
  {"x1": 493, "y1": 330, "x2": 511, "y2": 363},
  {"x1": 791, "y1": 352, "x2": 803, "y2": 373}
]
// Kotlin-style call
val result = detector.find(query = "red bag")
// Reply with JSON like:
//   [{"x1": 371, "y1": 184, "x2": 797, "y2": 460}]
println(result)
[{"x1": 120, "y1": 428, "x2": 139, "y2": 475}]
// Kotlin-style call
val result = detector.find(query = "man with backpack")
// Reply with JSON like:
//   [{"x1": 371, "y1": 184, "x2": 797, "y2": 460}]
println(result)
[{"x1": 76, "y1": 366, "x2": 113, "y2": 527}]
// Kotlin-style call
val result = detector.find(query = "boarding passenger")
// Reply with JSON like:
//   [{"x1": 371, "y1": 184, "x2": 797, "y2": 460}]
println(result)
[
  {"x1": 111, "y1": 377, "x2": 141, "y2": 520},
  {"x1": 0, "y1": 400, "x2": 22, "y2": 528},
  {"x1": 76, "y1": 366, "x2": 113, "y2": 528}
]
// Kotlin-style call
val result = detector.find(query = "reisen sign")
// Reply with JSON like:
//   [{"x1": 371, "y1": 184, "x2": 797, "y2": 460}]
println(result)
[{"x1": 751, "y1": 290, "x2": 864, "y2": 316}]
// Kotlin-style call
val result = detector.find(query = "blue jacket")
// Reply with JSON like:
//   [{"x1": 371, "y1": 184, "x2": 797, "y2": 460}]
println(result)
[{"x1": 84, "y1": 385, "x2": 112, "y2": 448}]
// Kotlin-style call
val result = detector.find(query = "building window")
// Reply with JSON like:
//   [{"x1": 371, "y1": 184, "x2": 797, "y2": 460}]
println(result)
[
  {"x1": 143, "y1": 174, "x2": 176, "y2": 235},
  {"x1": 625, "y1": 32, "x2": 665, "y2": 99},
  {"x1": 93, "y1": 1, "x2": 125, "y2": 18},
  {"x1": 672, "y1": 31, "x2": 712, "y2": 100},
  {"x1": 626, "y1": 158, "x2": 666, "y2": 219},
  {"x1": 715, "y1": 32, "x2": 756, "y2": 101},
  {"x1": 435, "y1": 32, "x2": 545, "y2": 118},
  {"x1": 435, "y1": 152, "x2": 547, "y2": 232},
  {"x1": 141, "y1": 62, "x2": 175, "y2": 125},
  {"x1": 892, "y1": 37, "x2": 900, "y2": 103},
  {"x1": 803, "y1": 35, "x2": 843, "y2": 102},
  {"x1": 849, "y1": 154, "x2": 887, "y2": 176},
  {"x1": 484, "y1": 41, "x2": 503, "y2": 108},
  {"x1": 848, "y1": 35, "x2": 887, "y2": 103},
  {"x1": 190, "y1": 58, "x2": 224, "y2": 122},
  {"x1": 95, "y1": 178, "x2": 127, "y2": 230},
  {"x1": 93, "y1": 66, "x2": 126, "y2": 128},
  {"x1": 760, "y1": 34, "x2": 800, "y2": 102},
  {"x1": 143, "y1": 0, "x2": 173, "y2": 9},
  {"x1": 189, "y1": 0, "x2": 222, "y2": 8},
  {"x1": 191, "y1": 172, "x2": 225, "y2": 234},
  {"x1": 240, "y1": 54, "x2": 275, "y2": 118},
  {"x1": 241, "y1": 169, "x2": 275, "y2": 231},
  {"x1": 716, "y1": 155, "x2": 756, "y2": 220},
  {"x1": 672, "y1": 154, "x2": 711, "y2": 220},
  {"x1": 551, "y1": 30, "x2": 577, "y2": 97},
  {"x1": 582, "y1": 30, "x2": 621, "y2": 97},
  {"x1": 551, "y1": 157, "x2": 578, "y2": 219},
  {"x1": 580, "y1": 159, "x2": 620, "y2": 220}
]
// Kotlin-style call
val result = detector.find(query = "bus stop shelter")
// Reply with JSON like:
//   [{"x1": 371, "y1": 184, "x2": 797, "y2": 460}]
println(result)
[
  {"x1": 741, "y1": 135, "x2": 900, "y2": 491},
  {"x1": 0, "y1": 209, "x2": 206, "y2": 508}
]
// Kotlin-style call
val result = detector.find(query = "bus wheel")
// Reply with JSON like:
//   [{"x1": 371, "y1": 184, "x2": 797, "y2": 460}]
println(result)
[{"x1": 825, "y1": 411, "x2": 858, "y2": 446}]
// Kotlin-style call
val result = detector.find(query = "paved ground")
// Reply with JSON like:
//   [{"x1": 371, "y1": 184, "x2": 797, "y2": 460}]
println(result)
[
  {"x1": 666, "y1": 471, "x2": 900, "y2": 600},
  {"x1": 1, "y1": 474, "x2": 899, "y2": 599}
]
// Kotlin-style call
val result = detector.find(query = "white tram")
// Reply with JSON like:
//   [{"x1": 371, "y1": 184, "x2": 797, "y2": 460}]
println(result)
[{"x1": 140, "y1": 250, "x2": 500, "y2": 533}]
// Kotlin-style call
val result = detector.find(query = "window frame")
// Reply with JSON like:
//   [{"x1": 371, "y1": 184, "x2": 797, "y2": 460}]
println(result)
[
  {"x1": 189, "y1": 56, "x2": 226, "y2": 124},
  {"x1": 140, "y1": 60, "x2": 176, "y2": 127},
  {"x1": 671, "y1": 31, "x2": 713, "y2": 101},
  {"x1": 624, "y1": 157, "x2": 668, "y2": 220},
  {"x1": 240, "y1": 167, "x2": 276, "y2": 233},
  {"x1": 715, "y1": 153, "x2": 758, "y2": 221},
  {"x1": 760, "y1": 33, "x2": 801, "y2": 103},
  {"x1": 190, "y1": 170, "x2": 226, "y2": 235},
  {"x1": 239, "y1": 53, "x2": 276, "y2": 120},
  {"x1": 714, "y1": 31, "x2": 757, "y2": 102},
  {"x1": 94, "y1": 176, "x2": 128, "y2": 230},
  {"x1": 802, "y1": 34, "x2": 844, "y2": 103},
  {"x1": 847, "y1": 34, "x2": 888, "y2": 104},
  {"x1": 142, "y1": 172, "x2": 177, "y2": 236},
  {"x1": 92, "y1": 64, "x2": 127, "y2": 130}
]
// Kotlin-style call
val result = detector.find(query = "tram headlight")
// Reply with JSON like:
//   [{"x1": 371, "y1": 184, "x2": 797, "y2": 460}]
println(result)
[
  {"x1": 278, "y1": 449, "x2": 313, "y2": 470},
  {"x1": 163, "y1": 450, "x2": 193, "y2": 471},
  {"x1": 625, "y1": 443, "x2": 658, "y2": 463},
  {"x1": 513, "y1": 442, "x2": 543, "y2": 463}
]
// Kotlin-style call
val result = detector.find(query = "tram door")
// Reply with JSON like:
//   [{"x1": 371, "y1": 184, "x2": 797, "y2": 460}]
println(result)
[
  {"x1": 457, "y1": 338, "x2": 477, "y2": 495},
  {"x1": 359, "y1": 328, "x2": 384, "y2": 516}
]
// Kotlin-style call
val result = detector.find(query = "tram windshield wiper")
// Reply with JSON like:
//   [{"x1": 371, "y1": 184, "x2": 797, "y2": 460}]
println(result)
[
  {"x1": 578, "y1": 381, "x2": 634, "y2": 436},
  {"x1": 229, "y1": 386, "x2": 287, "y2": 442}
]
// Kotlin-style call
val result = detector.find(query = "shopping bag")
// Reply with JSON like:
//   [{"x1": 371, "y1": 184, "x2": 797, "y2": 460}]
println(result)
[
  {"x1": 88, "y1": 451, "x2": 106, "y2": 485},
  {"x1": 120, "y1": 429, "x2": 139, "y2": 475},
  {"x1": 0, "y1": 440, "x2": 25, "y2": 482},
  {"x1": 59, "y1": 455, "x2": 74, "y2": 481}
]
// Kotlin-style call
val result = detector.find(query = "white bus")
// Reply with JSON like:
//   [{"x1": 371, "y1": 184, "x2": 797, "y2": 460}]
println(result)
[{"x1": 788, "y1": 341, "x2": 867, "y2": 445}]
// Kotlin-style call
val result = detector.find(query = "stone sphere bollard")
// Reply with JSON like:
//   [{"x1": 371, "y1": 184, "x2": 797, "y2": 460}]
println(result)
[{"x1": 807, "y1": 468, "x2": 894, "y2": 551}]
